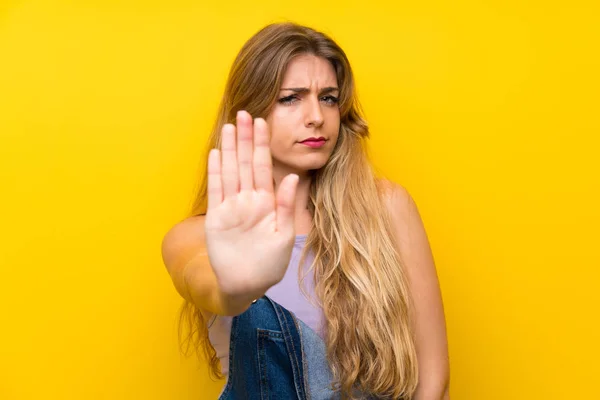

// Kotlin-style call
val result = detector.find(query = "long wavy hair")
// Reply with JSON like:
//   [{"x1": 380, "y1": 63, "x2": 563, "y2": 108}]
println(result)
[{"x1": 179, "y1": 22, "x2": 418, "y2": 399}]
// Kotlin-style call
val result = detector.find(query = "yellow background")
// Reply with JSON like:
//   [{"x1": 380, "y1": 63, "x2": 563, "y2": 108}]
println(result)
[{"x1": 1, "y1": 1, "x2": 598, "y2": 399}]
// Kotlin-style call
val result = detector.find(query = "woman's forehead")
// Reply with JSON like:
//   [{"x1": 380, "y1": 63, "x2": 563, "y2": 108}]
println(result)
[{"x1": 280, "y1": 54, "x2": 337, "y2": 89}]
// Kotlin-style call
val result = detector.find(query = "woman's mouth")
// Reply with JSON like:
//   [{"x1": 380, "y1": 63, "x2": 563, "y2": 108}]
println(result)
[{"x1": 300, "y1": 138, "x2": 327, "y2": 148}]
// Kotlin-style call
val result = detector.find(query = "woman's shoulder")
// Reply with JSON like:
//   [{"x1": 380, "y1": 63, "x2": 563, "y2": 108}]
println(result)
[
  {"x1": 376, "y1": 178, "x2": 413, "y2": 205},
  {"x1": 375, "y1": 178, "x2": 420, "y2": 228}
]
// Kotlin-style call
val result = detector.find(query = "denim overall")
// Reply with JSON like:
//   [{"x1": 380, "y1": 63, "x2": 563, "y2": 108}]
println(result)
[{"x1": 217, "y1": 296, "x2": 340, "y2": 400}]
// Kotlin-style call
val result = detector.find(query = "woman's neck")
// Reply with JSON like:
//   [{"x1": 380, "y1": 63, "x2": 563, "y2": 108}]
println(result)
[{"x1": 272, "y1": 167, "x2": 313, "y2": 218}]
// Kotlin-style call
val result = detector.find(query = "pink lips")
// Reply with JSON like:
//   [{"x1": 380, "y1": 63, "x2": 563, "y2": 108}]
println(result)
[{"x1": 300, "y1": 138, "x2": 327, "y2": 148}]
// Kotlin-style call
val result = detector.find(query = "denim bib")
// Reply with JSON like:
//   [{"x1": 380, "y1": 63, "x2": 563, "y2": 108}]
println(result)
[{"x1": 218, "y1": 296, "x2": 340, "y2": 400}]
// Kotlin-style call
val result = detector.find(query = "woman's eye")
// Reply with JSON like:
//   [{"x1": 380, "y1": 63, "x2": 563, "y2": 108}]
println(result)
[
  {"x1": 278, "y1": 94, "x2": 339, "y2": 106},
  {"x1": 321, "y1": 95, "x2": 339, "y2": 105},
  {"x1": 278, "y1": 95, "x2": 298, "y2": 105}
]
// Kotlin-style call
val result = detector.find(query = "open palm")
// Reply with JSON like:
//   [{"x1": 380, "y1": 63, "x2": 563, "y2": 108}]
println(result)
[{"x1": 204, "y1": 111, "x2": 299, "y2": 298}]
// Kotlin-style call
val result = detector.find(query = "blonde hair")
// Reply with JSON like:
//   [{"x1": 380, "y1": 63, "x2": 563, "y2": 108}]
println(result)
[{"x1": 179, "y1": 22, "x2": 418, "y2": 399}]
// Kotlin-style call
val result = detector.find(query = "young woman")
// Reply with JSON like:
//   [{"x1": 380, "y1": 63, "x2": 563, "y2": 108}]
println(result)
[{"x1": 162, "y1": 22, "x2": 450, "y2": 399}]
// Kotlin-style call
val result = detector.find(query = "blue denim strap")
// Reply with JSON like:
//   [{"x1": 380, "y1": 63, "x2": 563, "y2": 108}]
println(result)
[
  {"x1": 266, "y1": 297, "x2": 307, "y2": 400},
  {"x1": 218, "y1": 296, "x2": 308, "y2": 400}
]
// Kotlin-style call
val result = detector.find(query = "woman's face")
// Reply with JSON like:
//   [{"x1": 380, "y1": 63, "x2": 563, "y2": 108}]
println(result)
[{"x1": 266, "y1": 54, "x2": 341, "y2": 176}]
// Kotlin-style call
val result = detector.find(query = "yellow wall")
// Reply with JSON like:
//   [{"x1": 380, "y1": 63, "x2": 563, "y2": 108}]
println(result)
[{"x1": 1, "y1": 1, "x2": 598, "y2": 399}]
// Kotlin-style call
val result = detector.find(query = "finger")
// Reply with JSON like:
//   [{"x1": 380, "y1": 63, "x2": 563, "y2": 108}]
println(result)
[
  {"x1": 236, "y1": 111, "x2": 254, "y2": 191},
  {"x1": 275, "y1": 174, "x2": 299, "y2": 234},
  {"x1": 207, "y1": 149, "x2": 222, "y2": 211},
  {"x1": 221, "y1": 123, "x2": 239, "y2": 198},
  {"x1": 253, "y1": 118, "x2": 274, "y2": 194}
]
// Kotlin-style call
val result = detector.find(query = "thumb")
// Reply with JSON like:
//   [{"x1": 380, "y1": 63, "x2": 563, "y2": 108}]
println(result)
[{"x1": 275, "y1": 174, "x2": 299, "y2": 234}]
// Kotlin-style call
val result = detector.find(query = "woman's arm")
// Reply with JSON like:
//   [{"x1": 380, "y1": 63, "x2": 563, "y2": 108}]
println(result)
[
  {"x1": 161, "y1": 215, "x2": 261, "y2": 317},
  {"x1": 381, "y1": 180, "x2": 451, "y2": 400}
]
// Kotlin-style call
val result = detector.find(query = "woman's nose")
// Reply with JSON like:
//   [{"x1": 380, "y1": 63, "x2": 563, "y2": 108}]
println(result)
[{"x1": 304, "y1": 97, "x2": 324, "y2": 128}]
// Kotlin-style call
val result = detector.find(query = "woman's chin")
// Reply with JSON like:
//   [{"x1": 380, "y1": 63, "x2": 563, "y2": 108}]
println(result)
[
  {"x1": 274, "y1": 156, "x2": 331, "y2": 176},
  {"x1": 298, "y1": 161, "x2": 329, "y2": 174}
]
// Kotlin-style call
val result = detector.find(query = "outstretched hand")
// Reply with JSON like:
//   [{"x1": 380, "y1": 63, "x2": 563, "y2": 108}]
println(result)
[{"x1": 204, "y1": 111, "x2": 300, "y2": 298}]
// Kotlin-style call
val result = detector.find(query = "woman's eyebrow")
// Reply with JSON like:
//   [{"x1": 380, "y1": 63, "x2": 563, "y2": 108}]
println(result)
[{"x1": 280, "y1": 86, "x2": 339, "y2": 94}]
